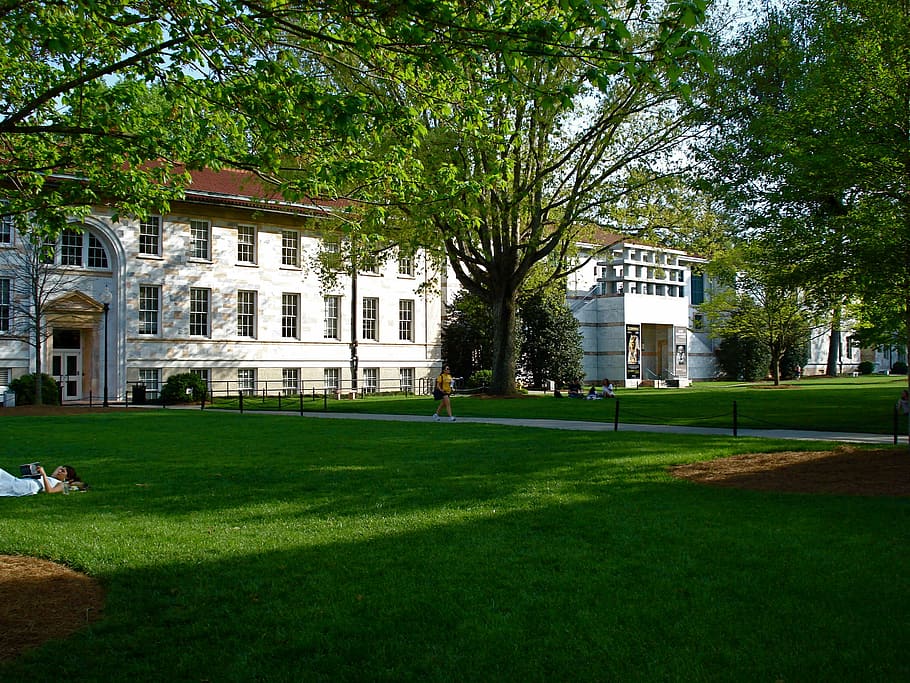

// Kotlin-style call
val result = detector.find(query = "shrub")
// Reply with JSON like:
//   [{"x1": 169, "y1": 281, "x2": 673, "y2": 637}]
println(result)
[
  {"x1": 466, "y1": 370, "x2": 492, "y2": 390},
  {"x1": 858, "y1": 360, "x2": 875, "y2": 375},
  {"x1": 891, "y1": 361, "x2": 908, "y2": 375},
  {"x1": 715, "y1": 335, "x2": 771, "y2": 381},
  {"x1": 160, "y1": 373, "x2": 207, "y2": 404},
  {"x1": 9, "y1": 373, "x2": 60, "y2": 405}
]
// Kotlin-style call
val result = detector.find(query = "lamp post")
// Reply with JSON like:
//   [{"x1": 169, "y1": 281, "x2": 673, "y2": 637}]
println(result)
[{"x1": 101, "y1": 288, "x2": 112, "y2": 407}]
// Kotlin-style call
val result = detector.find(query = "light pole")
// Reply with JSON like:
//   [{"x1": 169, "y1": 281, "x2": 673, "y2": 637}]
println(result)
[{"x1": 101, "y1": 288, "x2": 112, "y2": 407}]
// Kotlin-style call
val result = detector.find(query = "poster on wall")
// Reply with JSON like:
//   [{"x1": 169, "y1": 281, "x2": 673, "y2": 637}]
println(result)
[
  {"x1": 674, "y1": 326, "x2": 688, "y2": 377},
  {"x1": 626, "y1": 324, "x2": 641, "y2": 380}
]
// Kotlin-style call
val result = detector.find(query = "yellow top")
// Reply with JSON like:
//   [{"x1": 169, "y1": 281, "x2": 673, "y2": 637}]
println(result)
[{"x1": 437, "y1": 372, "x2": 452, "y2": 394}]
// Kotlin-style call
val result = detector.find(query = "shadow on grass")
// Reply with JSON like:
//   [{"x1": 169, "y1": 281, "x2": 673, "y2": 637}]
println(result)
[{"x1": 1, "y1": 413, "x2": 908, "y2": 681}]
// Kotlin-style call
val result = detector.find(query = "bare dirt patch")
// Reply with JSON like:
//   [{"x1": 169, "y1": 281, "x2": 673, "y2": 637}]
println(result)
[
  {"x1": 0, "y1": 555, "x2": 105, "y2": 662},
  {"x1": 669, "y1": 446, "x2": 910, "y2": 496}
]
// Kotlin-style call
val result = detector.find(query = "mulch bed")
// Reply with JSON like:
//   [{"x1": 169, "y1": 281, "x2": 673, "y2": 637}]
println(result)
[
  {"x1": 669, "y1": 446, "x2": 910, "y2": 496},
  {"x1": 0, "y1": 556, "x2": 105, "y2": 662}
]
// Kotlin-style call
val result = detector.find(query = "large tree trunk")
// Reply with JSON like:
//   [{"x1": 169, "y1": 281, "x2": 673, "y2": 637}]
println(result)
[{"x1": 489, "y1": 289, "x2": 519, "y2": 395}]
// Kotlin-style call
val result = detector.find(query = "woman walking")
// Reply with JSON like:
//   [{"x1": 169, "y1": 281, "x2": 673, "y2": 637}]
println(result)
[{"x1": 432, "y1": 365, "x2": 456, "y2": 422}]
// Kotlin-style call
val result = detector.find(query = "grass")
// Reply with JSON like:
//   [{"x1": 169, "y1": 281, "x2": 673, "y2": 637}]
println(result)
[
  {"x1": 212, "y1": 374, "x2": 910, "y2": 435},
  {"x1": 1, "y1": 407, "x2": 908, "y2": 682}
]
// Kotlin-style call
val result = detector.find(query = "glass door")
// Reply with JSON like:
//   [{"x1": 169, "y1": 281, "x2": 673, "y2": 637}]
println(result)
[{"x1": 52, "y1": 329, "x2": 82, "y2": 400}]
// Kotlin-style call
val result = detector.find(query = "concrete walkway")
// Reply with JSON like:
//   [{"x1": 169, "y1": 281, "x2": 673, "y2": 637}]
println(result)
[{"x1": 237, "y1": 408, "x2": 904, "y2": 446}]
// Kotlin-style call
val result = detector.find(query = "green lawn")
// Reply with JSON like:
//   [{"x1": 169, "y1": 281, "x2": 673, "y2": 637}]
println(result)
[
  {"x1": 214, "y1": 374, "x2": 910, "y2": 435},
  {"x1": 1, "y1": 410, "x2": 908, "y2": 681}
]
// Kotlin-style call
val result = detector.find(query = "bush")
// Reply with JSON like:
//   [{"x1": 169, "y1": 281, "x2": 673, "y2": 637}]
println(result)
[
  {"x1": 9, "y1": 373, "x2": 60, "y2": 405},
  {"x1": 160, "y1": 373, "x2": 207, "y2": 404},
  {"x1": 891, "y1": 361, "x2": 908, "y2": 375},
  {"x1": 715, "y1": 335, "x2": 771, "y2": 382},
  {"x1": 858, "y1": 360, "x2": 875, "y2": 375},
  {"x1": 466, "y1": 370, "x2": 492, "y2": 390}
]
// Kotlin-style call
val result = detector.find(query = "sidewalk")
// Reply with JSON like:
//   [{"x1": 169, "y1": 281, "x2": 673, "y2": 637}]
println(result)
[{"x1": 241, "y1": 409, "x2": 903, "y2": 446}]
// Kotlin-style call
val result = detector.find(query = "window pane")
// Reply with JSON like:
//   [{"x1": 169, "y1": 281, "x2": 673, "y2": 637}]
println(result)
[
  {"x1": 88, "y1": 234, "x2": 109, "y2": 269},
  {"x1": 139, "y1": 217, "x2": 161, "y2": 255},
  {"x1": 324, "y1": 296, "x2": 339, "y2": 339},
  {"x1": 61, "y1": 230, "x2": 82, "y2": 266},
  {"x1": 362, "y1": 297, "x2": 378, "y2": 340},
  {"x1": 282, "y1": 230, "x2": 299, "y2": 267},
  {"x1": 238, "y1": 290, "x2": 256, "y2": 337},
  {"x1": 282, "y1": 293, "x2": 299, "y2": 339},
  {"x1": 399, "y1": 368, "x2": 414, "y2": 392},
  {"x1": 237, "y1": 226, "x2": 256, "y2": 263},
  {"x1": 399, "y1": 299, "x2": 414, "y2": 341},
  {"x1": 282, "y1": 368, "x2": 299, "y2": 395},
  {"x1": 190, "y1": 288, "x2": 210, "y2": 336},
  {"x1": 0, "y1": 214, "x2": 12, "y2": 245},
  {"x1": 139, "y1": 286, "x2": 159, "y2": 335},
  {"x1": 363, "y1": 368, "x2": 378, "y2": 394},
  {"x1": 0, "y1": 278, "x2": 9, "y2": 332},
  {"x1": 190, "y1": 220, "x2": 210, "y2": 260}
]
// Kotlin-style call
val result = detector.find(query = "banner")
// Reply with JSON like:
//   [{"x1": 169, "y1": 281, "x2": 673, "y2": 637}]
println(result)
[
  {"x1": 674, "y1": 326, "x2": 688, "y2": 377},
  {"x1": 626, "y1": 325, "x2": 641, "y2": 379}
]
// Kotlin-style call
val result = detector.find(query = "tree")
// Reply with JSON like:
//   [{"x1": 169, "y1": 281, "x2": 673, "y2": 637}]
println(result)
[
  {"x1": 441, "y1": 292, "x2": 495, "y2": 382},
  {"x1": 700, "y1": 0, "x2": 910, "y2": 388},
  {"x1": 518, "y1": 285, "x2": 583, "y2": 389},
  {"x1": 0, "y1": 225, "x2": 77, "y2": 402},
  {"x1": 380, "y1": 1, "x2": 713, "y2": 394},
  {"x1": 699, "y1": 243, "x2": 820, "y2": 385}
]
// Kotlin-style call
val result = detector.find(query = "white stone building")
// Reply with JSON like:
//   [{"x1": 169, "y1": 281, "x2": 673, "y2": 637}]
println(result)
[
  {"x1": 0, "y1": 168, "x2": 449, "y2": 403},
  {"x1": 567, "y1": 235, "x2": 716, "y2": 387}
]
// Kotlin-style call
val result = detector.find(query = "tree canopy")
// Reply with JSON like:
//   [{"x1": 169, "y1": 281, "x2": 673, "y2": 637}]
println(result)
[{"x1": 700, "y1": 0, "x2": 910, "y2": 385}]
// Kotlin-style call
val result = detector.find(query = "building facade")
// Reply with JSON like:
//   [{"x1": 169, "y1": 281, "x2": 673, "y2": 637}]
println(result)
[
  {"x1": 0, "y1": 169, "x2": 449, "y2": 402},
  {"x1": 567, "y1": 236, "x2": 715, "y2": 387}
]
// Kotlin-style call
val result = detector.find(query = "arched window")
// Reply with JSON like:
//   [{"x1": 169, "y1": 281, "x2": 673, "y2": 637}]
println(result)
[{"x1": 57, "y1": 229, "x2": 110, "y2": 269}]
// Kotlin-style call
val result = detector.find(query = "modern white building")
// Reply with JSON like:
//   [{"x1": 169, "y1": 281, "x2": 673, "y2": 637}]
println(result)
[
  {"x1": 567, "y1": 235, "x2": 716, "y2": 387},
  {"x1": 0, "y1": 168, "x2": 450, "y2": 403}
]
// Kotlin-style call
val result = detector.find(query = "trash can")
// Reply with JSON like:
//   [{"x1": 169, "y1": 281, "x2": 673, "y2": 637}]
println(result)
[{"x1": 133, "y1": 383, "x2": 146, "y2": 405}]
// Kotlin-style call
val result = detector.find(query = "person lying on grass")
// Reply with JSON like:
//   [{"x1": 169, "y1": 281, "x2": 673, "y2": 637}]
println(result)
[{"x1": 0, "y1": 465, "x2": 87, "y2": 496}]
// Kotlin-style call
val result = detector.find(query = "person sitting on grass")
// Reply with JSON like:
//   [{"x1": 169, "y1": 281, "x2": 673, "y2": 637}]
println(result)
[
  {"x1": 0, "y1": 465, "x2": 87, "y2": 497},
  {"x1": 601, "y1": 379, "x2": 615, "y2": 398}
]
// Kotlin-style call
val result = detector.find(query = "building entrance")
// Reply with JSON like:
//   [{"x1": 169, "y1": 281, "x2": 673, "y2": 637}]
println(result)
[{"x1": 52, "y1": 329, "x2": 82, "y2": 400}]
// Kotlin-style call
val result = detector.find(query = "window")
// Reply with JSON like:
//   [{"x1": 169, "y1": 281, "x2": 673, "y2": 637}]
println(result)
[
  {"x1": 0, "y1": 213, "x2": 13, "y2": 245},
  {"x1": 398, "y1": 251, "x2": 414, "y2": 276},
  {"x1": 282, "y1": 368, "x2": 299, "y2": 395},
  {"x1": 0, "y1": 368, "x2": 9, "y2": 386},
  {"x1": 190, "y1": 288, "x2": 210, "y2": 336},
  {"x1": 399, "y1": 299, "x2": 414, "y2": 341},
  {"x1": 690, "y1": 272, "x2": 705, "y2": 305},
  {"x1": 61, "y1": 229, "x2": 82, "y2": 266},
  {"x1": 238, "y1": 368, "x2": 256, "y2": 395},
  {"x1": 0, "y1": 278, "x2": 9, "y2": 332},
  {"x1": 138, "y1": 368, "x2": 160, "y2": 399},
  {"x1": 237, "y1": 226, "x2": 256, "y2": 264},
  {"x1": 138, "y1": 286, "x2": 160, "y2": 335},
  {"x1": 322, "y1": 240, "x2": 342, "y2": 270},
  {"x1": 139, "y1": 217, "x2": 161, "y2": 256},
  {"x1": 190, "y1": 368, "x2": 210, "y2": 396},
  {"x1": 237, "y1": 290, "x2": 256, "y2": 338},
  {"x1": 282, "y1": 230, "x2": 299, "y2": 267},
  {"x1": 324, "y1": 367, "x2": 340, "y2": 391},
  {"x1": 88, "y1": 234, "x2": 109, "y2": 268},
  {"x1": 190, "y1": 220, "x2": 211, "y2": 260},
  {"x1": 399, "y1": 367, "x2": 414, "y2": 393},
  {"x1": 49, "y1": 229, "x2": 109, "y2": 269},
  {"x1": 362, "y1": 297, "x2": 378, "y2": 340},
  {"x1": 282, "y1": 293, "x2": 299, "y2": 339},
  {"x1": 363, "y1": 367, "x2": 378, "y2": 394},
  {"x1": 324, "y1": 296, "x2": 340, "y2": 339}
]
